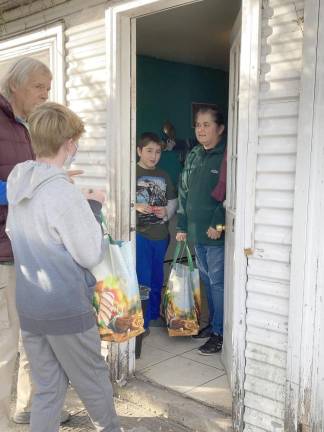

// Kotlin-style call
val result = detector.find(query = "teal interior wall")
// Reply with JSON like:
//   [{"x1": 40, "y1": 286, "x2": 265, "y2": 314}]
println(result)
[{"x1": 136, "y1": 55, "x2": 229, "y2": 141}]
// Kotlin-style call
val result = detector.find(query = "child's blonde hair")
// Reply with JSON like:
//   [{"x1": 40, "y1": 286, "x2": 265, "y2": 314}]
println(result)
[{"x1": 28, "y1": 102, "x2": 85, "y2": 157}]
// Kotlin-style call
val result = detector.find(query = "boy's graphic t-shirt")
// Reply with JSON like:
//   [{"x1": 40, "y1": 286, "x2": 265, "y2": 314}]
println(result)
[{"x1": 136, "y1": 164, "x2": 176, "y2": 240}]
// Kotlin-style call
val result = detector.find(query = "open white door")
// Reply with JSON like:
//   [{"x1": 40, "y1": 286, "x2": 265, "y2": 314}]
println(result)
[
  {"x1": 286, "y1": 0, "x2": 324, "y2": 428},
  {"x1": 222, "y1": 20, "x2": 241, "y2": 390}
]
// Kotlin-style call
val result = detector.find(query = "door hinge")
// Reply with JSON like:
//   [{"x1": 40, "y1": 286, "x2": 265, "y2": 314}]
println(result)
[{"x1": 244, "y1": 248, "x2": 254, "y2": 256}]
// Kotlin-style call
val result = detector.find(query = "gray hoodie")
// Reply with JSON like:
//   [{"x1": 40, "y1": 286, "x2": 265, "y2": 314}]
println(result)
[{"x1": 6, "y1": 160, "x2": 104, "y2": 335}]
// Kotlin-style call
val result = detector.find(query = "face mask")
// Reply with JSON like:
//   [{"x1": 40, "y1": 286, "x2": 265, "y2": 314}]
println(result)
[{"x1": 64, "y1": 142, "x2": 78, "y2": 170}]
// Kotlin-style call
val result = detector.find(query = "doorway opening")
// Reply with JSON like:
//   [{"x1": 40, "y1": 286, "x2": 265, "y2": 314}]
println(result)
[
  {"x1": 106, "y1": 0, "x2": 260, "y2": 423},
  {"x1": 133, "y1": 0, "x2": 240, "y2": 413}
]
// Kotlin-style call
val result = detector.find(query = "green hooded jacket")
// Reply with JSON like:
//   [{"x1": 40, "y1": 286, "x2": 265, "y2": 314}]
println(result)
[{"x1": 176, "y1": 139, "x2": 226, "y2": 246}]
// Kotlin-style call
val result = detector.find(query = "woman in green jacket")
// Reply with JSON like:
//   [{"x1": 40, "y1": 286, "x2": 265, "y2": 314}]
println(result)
[{"x1": 176, "y1": 105, "x2": 226, "y2": 355}]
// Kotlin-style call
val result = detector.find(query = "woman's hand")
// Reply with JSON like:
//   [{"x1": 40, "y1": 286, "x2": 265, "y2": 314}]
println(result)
[
  {"x1": 82, "y1": 188, "x2": 106, "y2": 204},
  {"x1": 176, "y1": 232, "x2": 187, "y2": 242},
  {"x1": 136, "y1": 203, "x2": 152, "y2": 214},
  {"x1": 206, "y1": 227, "x2": 222, "y2": 240},
  {"x1": 152, "y1": 206, "x2": 167, "y2": 219}
]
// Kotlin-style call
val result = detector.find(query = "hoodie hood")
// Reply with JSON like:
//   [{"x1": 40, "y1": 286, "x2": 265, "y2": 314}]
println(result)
[{"x1": 7, "y1": 160, "x2": 68, "y2": 206}]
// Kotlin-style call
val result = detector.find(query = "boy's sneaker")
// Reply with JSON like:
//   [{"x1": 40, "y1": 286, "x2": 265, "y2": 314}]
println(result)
[
  {"x1": 192, "y1": 324, "x2": 212, "y2": 339},
  {"x1": 198, "y1": 334, "x2": 223, "y2": 355}
]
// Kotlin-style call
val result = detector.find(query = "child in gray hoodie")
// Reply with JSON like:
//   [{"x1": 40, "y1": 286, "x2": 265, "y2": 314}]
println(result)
[{"x1": 6, "y1": 102, "x2": 120, "y2": 432}]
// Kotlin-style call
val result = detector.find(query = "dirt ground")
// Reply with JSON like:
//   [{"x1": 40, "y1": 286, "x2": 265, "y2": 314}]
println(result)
[{"x1": 9, "y1": 360, "x2": 189, "y2": 432}]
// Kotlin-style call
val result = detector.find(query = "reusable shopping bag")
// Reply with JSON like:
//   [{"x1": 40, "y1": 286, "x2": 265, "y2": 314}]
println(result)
[
  {"x1": 162, "y1": 241, "x2": 201, "y2": 336},
  {"x1": 91, "y1": 229, "x2": 144, "y2": 342}
]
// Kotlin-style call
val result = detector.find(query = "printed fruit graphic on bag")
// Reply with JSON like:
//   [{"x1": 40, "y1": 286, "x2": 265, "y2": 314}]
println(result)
[
  {"x1": 92, "y1": 274, "x2": 144, "y2": 342},
  {"x1": 162, "y1": 242, "x2": 201, "y2": 337},
  {"x1": 91, "y1": 230, "x2": 144, "y2": 343}
]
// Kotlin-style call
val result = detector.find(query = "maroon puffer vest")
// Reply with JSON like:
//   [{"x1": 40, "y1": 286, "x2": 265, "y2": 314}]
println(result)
[{"x1": 0, "y1": 94, "x2": 34, "y2": 261}]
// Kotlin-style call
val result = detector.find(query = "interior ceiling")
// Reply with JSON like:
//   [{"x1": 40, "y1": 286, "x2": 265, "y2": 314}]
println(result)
[{"x1": 136, "y1": 0, "x2": 241, "y2": 70}]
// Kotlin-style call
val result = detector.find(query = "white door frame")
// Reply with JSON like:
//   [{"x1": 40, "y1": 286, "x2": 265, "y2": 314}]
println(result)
[
  {"x1": 105, "y1": 0, "x2": 261, "y2": 423},
  {"x1": 286, "y1": 0, "x2": 324, "y2": 430},
  {"x1": 222, "y1": 19, "x2": 241, "y2": 389}
]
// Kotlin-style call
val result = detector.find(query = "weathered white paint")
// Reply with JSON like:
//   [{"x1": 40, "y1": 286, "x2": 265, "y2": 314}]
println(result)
[
  {"x1": 243, "y1": 0, "x2": 305, "y2": 430},
  {"x1": 286, "y1": 0, "x2": 324, "y2": 430},
  {"x1": 230, "y1": 0, "x2": 262, "y2": 429},
  {"x1": 310, "y1": 8, "x2": 324, "y2": 426}
]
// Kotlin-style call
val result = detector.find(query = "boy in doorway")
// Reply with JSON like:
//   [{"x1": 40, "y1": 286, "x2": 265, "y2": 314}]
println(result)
[{"x1": 136, "y1": 132, "x2": 177, "y2": 331}]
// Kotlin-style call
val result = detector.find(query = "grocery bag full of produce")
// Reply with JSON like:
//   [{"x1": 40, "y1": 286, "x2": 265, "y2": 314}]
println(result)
[
  {"x1": 162, "y1": 241, "x2": 201, "y2": 336},
  {"x1": 91, "y1": 236, "x2": 144, "y2": 342}
]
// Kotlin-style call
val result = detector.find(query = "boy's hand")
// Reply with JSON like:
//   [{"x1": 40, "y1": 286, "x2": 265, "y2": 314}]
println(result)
[
  {"x1": 67, "y1": 170, "x2": 84, "y2": 183},
  {"x1": 206, "y1": 227, "x2": 222, "y2": 240},
  {"x1": 152, "y1": 206, "x2": 167, "y2": 219},
  {"x1": 136, "y1": 203, "x2": 151, "y2": 214},
  {"x1": 176, "y1": 232, "x2": 187, "y2": 242},
  {"x1": 82, "y1": 188, "x2": 106, "y2": 204}
]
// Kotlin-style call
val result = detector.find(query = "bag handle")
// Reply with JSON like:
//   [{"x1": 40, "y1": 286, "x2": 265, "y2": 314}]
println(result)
[
  {"x1": 99, "y1": 211, "x2": 114, "y2": 243},
  {"x1": 99, "y1": 211, "x2": 109, "y2": 232},
  {"x1": 172, "y1": 241, "x2": 194, "y2": 272},
  {"x1": 172, "y1": 241, "x2": 184, "y2": 265}
]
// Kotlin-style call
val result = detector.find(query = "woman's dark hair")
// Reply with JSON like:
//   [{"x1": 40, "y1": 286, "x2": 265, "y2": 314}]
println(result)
[
  {"x1": 137, "y1": 132, "x2": 163, "y2": 150},
  {"x1": 194, "y1": 105, "x2": 225, "y2": 127}
]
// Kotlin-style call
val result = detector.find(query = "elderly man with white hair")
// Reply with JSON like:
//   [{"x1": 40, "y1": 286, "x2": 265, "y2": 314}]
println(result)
[{"x1": 0, "y1": 57, "x2": 69, "y2": 429}]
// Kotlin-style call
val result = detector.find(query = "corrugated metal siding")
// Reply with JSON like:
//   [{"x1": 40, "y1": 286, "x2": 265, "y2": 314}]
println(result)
[
  {"x1": 243, "y1": 1, "x2": 304, "y2": 430},
  {"x1": 65, "y1": 19, "x2": 107, "y2": 189}
]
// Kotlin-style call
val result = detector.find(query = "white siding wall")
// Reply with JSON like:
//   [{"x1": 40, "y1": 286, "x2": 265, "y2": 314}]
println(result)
[
  {"x1": 243, "y1": 1, "x2": 304, "y2": 431},
  {"x1": 1, "y1": 0, "x2": 312, "y2": 426},
  {"x1": 0, "y1": 0, "x2": 127, "y2": 378},
  {"x1": 0, "y1": 0, "x2": 108, "y2": 191},
  {"x1": 65, "y1": 19, "x2": 107, "y2": 190}
]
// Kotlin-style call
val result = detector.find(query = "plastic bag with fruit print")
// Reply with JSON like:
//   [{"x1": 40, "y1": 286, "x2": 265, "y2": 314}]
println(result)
[
  {"x1": 162, "y1": 241, "x2": 201, "y2": 336},
  {"x1": 91, "y1": 216, "x2": 144, "y2": 342}
]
